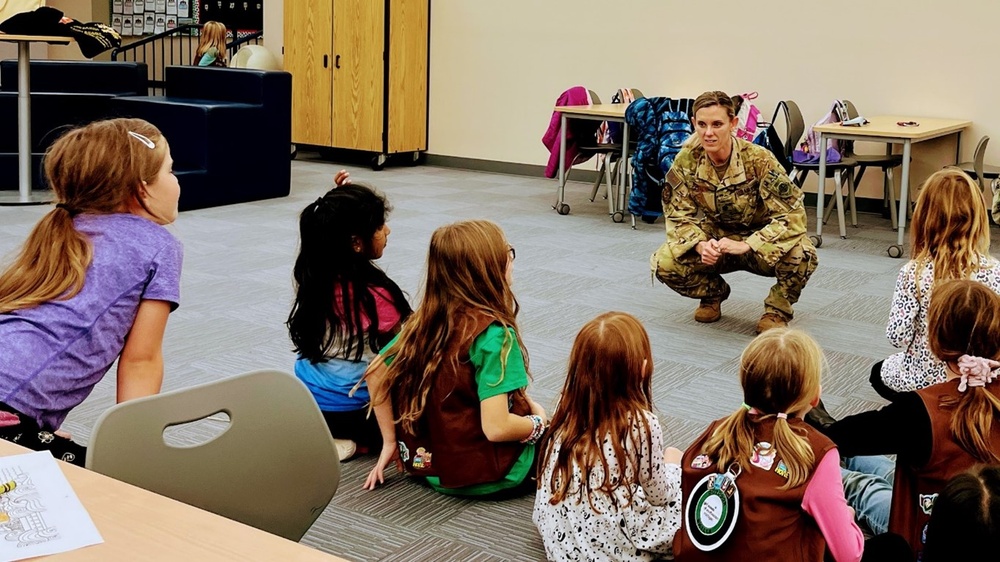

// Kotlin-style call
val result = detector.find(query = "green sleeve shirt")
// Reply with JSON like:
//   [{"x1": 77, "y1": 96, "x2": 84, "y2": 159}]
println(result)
[{"x1": 379, "y1": 323, "x2": 535, "y2": 497}]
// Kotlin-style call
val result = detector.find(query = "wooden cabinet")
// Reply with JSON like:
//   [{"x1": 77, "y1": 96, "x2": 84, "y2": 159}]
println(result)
[{"x1": 283, "y1": 0, "x2": 428, "y2": 168}]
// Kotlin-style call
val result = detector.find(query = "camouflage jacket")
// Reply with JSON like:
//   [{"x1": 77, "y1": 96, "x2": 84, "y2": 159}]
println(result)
[{"x1": 663, "y1": 137, "x2": 808, "y2": 267}]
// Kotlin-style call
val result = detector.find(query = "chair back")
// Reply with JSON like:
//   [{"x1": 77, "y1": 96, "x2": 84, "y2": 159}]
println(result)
[
  {"x1": 781, "y1": 100, "x2": 806, "y2": 163},
  {"x1": 973, "y1": 135, "x2": 990, "y2": 192},
  {"x1": 86, "y1": 370, "x2": 341, "y2": 542},
  {"x1": 587, "y1": 89, "x2": 603, "y2": 104}
]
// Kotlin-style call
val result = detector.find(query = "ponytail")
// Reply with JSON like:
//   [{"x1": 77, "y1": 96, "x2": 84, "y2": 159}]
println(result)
[
  {"x1": 945, "y1": 389, "x2": 1000, "y2": 463},
  {"x1": 769, "y1": 414, "x2": 816, "y2": 489},
  {"x1": 0, "y1": 208, "x2": 91, "y2": 313}
]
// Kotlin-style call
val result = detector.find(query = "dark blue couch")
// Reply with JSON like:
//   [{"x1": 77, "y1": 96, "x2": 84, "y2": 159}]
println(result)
[
  {"x1": 111, "y1": 66, "x2": 291, "y2": 211},
  {"x1": 0, "y1": 60, "x2": 148, "y2": 188}
]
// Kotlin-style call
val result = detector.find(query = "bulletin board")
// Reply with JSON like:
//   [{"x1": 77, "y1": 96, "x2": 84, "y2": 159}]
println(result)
[{"x1": 111, "y1": 0, "x2": 263, "y2": 37}]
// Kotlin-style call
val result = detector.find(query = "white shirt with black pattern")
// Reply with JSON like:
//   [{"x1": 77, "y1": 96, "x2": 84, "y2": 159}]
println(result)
[
  {"x1": 882, "y1": 255, "x2": 1000, "y2": 392},
  {"x1": 533, "y1": 410, "x2": 682, "y2": 562}
]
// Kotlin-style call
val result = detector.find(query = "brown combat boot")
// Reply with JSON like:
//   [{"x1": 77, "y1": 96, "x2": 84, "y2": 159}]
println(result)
[
  {"x1": 694, "y1": 286, "x2": 730, "y2": 323},
  {"x1": 755, "y1": 312, "x2": 789, "y2": 334}
]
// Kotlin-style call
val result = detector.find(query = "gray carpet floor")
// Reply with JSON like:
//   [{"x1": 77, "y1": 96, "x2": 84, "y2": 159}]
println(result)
[{"x1": 1, "y1": 157, "x2": 994, "y2": 561}]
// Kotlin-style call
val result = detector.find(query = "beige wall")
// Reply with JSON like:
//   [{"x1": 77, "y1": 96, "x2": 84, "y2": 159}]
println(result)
[{"x1": 231, "y1": 1, "x2": 997, "y2": 197}]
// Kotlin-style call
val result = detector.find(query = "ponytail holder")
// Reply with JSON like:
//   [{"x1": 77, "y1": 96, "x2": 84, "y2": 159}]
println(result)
[
  {"x1": 55, "y1": 203, "x2": 79, "y2": 216},
  {"x1": 741, "y1": 402, "x2": 751, "y2": 411},
  {"x1": 957, "y1": 354, "x2": 1000, "y2": 392},
  {"x1": 776, "y1": 412, "x2": 788, "y2": 420}
]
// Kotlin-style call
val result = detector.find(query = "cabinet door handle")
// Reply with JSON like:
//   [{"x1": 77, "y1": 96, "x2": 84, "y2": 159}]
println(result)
[
  {"x1": 335, "y1": 55, "x2": 341, "y2": 69},
  {"x1": 323, "y1": 55, "x2": 328, "y2": 68}
]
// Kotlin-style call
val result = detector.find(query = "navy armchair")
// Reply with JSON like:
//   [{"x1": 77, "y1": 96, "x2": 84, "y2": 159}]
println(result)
[
  {"x1": 111, "y1": 66, "x2": 291, "y2": 211},
  {"x1": 0, "y1": 60, "x2": 147, "y2": 188}
]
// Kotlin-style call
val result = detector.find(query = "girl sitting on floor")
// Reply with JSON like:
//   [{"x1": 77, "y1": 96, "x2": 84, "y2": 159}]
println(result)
[
  {"x1": 874, "y1": 168, "x2": 1000, "y2": 400},
  {"x1": 675, "y1": 328, "x2": 863, "y2": 562},
  {"x1": 824, "y1": 279, "x2": 1000, "y2": 558},
  {"x1": 533, "y1": 311, "x2": 682, "y2": 562},
  {"x1": 287, "y1": 171, "x2": 411, "y2": 462},
  {"x1": 362, "y1": 219, "x2": 547, "y2": 498}
]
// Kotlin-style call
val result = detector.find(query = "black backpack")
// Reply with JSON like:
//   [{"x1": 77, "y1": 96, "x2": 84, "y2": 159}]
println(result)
[{"x1": 753, "y1": 102, "x2": 793, "y2": 174}]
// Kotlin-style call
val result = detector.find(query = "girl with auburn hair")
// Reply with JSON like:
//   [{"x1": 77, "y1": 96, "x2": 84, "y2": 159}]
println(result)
[
  {"x1": 824, "y1": 279, "x2": 1000, "y2": 557},
  {"x1": 0, "y1": 118, "x2": 182, "y2": 466},
  {"x1": 286, "y1": 170, "x2": 411, "y2": 462},
  {"x1": 674, "y1": 328, "x2": 863, "y2": 562},
  {"x1": 362, "y1": 219, "x2": 547, "y2": 497},
  {"x1": 873, "y1": 168, "x2": 1000, "y2": 399},
  {"x1": 533, "y1": 312, "x2": 682, "y2": 562},
  {"x1": 194, "y1": 20, "x2": 228, "y2": 67}
]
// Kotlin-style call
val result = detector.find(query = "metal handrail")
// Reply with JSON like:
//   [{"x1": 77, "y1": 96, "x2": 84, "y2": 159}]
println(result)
[{"x1": 111, "y1": 25, "x2": 264, "y2": 96}]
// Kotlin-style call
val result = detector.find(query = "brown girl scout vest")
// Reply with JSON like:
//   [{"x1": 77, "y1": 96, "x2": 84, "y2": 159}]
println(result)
[
  {"x1": 675, "y1": 416, "x2": 835, "y2": 561},
  {"x1": 391, "y1": 311, "x2": 531, "y2": 489},
  {"x1": 890, "y1": 379, "x2": 1000, "y2": 555}
]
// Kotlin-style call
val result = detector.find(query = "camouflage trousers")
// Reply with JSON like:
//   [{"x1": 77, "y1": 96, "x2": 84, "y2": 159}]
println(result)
[{"x1": 649, "y1": 234, "x2": 817, "y2": 319}]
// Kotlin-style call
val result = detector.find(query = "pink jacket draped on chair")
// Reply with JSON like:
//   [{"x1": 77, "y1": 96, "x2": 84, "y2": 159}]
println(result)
[{"x1": 542, "y1": 86, "x2": 593, "y2": 178}]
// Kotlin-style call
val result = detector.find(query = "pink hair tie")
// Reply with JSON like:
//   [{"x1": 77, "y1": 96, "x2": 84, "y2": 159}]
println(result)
[
  {"x1": 957, "y1": 355, "x2": 1000, "y2": 392},
  {"x1": 776, "y1": 412, "x2": 788, "y2": 420}
]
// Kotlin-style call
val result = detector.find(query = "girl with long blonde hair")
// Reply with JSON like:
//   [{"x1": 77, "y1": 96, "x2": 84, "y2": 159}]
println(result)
[
  {"x1": 0, "y1": 118, "x2": 182, "y2": 466},
  {"x1": 533, "y1": 312, "x2": 682, "y2": 562},
  {"x1": 674, "y1": 328, "x2": 863, "y2": 561},
  {"x1": 362, "y1": 219, "x2": 547, "y2": 497},
  {"x1": 824, "y1": 279, "x2": 1000, "y2": 557},
  {"x1": 874, "y1": 168, "x2": 999, "y2": 399},
  {"x1": 194, "y1": 20, "x2": 228, "y2": 67}
]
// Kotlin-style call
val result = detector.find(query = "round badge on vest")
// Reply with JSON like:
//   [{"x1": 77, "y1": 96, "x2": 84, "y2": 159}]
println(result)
[{"x1": 685, "y1": 463, "x2": 741, "y2": 551}]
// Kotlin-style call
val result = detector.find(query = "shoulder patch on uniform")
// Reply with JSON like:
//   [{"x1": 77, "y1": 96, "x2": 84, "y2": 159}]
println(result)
[
  {"x1": 666, "y1": 167, "x2": 683, "y2": 189},
  {"x1": 763, "y1": 169, "x2": 794, "y2": 199}
]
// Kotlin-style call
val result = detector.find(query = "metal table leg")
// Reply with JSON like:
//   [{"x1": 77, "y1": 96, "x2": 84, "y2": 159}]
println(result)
[
  {"x1": 554, "y1": 112, "x2": 569, "y2": 215},
  {"x1": 0, "y1": 42, "x2": 51, "y2": 206},
  {"x1": 888, "y1": 140, "x2": 912, "y2": 258}
]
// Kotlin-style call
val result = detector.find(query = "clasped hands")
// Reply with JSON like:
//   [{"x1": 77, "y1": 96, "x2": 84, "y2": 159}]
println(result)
[{"x1": 696, "y1": 238, "x2": 751, "y2": 266}]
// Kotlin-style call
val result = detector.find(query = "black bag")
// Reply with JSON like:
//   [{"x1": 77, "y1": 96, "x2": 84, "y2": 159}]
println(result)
[{"x1": 753, "y1": 101, "x2": 792, "y2": 174}]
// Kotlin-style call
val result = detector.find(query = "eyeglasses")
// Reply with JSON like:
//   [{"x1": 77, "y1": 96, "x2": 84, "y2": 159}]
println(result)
[
  {"x1": 508, "y1": 244, "x2": 516, "y2": 260},
  {"x1": 128, "y1": 131, "x2": 156, "y2": 149}
]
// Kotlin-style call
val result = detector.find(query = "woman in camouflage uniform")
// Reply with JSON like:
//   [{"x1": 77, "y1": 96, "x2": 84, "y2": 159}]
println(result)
[{"x1": 650, "y1": 91, "x2": 817, "y2": 334}]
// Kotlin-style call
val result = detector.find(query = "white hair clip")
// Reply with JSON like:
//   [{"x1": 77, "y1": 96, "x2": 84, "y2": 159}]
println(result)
[{"x1": 128, "y1": 131, "x2": 156, "y2": 149}]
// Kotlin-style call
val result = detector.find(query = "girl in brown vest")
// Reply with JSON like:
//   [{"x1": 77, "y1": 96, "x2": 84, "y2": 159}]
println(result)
[
  {"x1": 824, "y1": 279, "x2": 1000, "y2": 557},
  {"x1": 675, "y1": 329, "x2": 863, "y2": 561},
  {"x1": 533, "y1": 312, "x2": 683, "y2": 562},
  {"x1": 361, "y1": 220, "x2": 548, "y2": 497}
]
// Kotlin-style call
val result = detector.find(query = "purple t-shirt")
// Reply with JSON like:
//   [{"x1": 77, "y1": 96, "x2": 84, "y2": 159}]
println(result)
[{"x1": 0, "y1": 213, "x2": 183, "y2": 430}]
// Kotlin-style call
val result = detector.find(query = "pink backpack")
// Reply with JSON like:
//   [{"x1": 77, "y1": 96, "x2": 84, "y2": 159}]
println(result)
[{"x1": 735, "y1": 92, "x2": 763, "y2": 141}]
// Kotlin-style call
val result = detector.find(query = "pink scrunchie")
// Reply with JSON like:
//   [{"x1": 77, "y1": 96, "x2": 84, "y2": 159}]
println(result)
[{"x1": 956, "y1": 355, "x2": 1000, "y2": 392}]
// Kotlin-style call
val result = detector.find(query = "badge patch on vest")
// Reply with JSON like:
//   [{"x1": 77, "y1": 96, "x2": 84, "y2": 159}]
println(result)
[
  {"x1": 397, "y1": 441, "x2": 410, "y2": 463},
  {"x1": 685, "y1": 463, "x2": 741, "y2": 551},
  {"x1": 774, "y1": 460, "x2": 789, "y2": 479},
  {"x1": 919, "y1": 493, "x2": 938, "y2": 515},
  {"x1": 412, "y1": 447, "x2": 432, "y2": 469},
  {"x1": 691, "y1": 454, "x2": 713, "y2": 469},
  {"x1": 750, "y1": 441, "x2": 776, "y2": 470}
]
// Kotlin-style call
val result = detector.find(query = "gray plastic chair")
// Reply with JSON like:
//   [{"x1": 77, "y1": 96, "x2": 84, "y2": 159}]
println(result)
[
  {"x1": 86, "y1": 369, "x2": 341, "y2": 542},
  {"x1": 781, "y1": 99, "x2": 858, "y2": 240},
  {"x1": 957, "y1": 135, "x2": 1000, "y2": 194}
]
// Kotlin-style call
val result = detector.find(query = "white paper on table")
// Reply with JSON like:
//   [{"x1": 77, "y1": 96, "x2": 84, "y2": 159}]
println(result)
[{"x1": 0, "y1": 451, "x2": 103, "y2": 561}]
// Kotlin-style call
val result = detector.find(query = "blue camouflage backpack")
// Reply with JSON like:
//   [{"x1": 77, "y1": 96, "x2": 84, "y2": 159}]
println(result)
[{"x1": 625, "y1": 97, "x2": 695, "y2": 223}]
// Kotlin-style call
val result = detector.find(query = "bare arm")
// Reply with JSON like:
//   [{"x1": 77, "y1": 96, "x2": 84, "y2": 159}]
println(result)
[
  {"x1": 480, "y1": 394, "x2": 538, "y2": 443},
  {"x1": 116, "y1": 299, "x2": 171, "y2": 403},
  {"x1": 363, "y1": 356, "x2": 403, "y2": 489}
]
